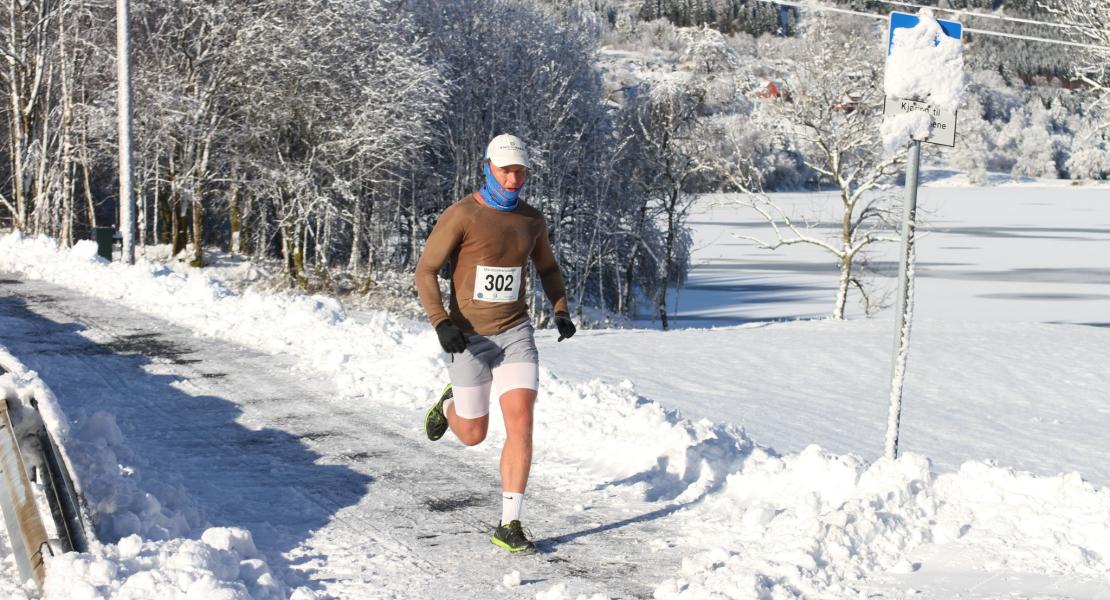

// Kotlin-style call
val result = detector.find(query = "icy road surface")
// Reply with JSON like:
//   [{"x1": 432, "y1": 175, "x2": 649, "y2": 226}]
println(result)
[{"x1": 0, "y1": 275, "x2": 670, "y2": 599}]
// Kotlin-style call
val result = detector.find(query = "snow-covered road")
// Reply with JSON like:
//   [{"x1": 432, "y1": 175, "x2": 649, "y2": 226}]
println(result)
[{"x1": 0, "y1": 275, "x2": 671, "y2": 599}]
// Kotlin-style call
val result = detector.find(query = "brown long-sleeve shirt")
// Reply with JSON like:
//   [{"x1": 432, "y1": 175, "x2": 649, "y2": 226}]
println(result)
[{"x1": 415, "y1": 194, "x2": 568, "y2": 336}]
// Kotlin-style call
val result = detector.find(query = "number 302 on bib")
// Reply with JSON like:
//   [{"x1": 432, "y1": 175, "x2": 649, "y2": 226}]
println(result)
[{"x1": 474, "y1": 265, "x2": 522, "y2": 303}]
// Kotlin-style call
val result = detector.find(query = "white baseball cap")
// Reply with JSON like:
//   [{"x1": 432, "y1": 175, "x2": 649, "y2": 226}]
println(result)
[{"x1": 485, "y1": 134, "x2": 530, "y2": 168}]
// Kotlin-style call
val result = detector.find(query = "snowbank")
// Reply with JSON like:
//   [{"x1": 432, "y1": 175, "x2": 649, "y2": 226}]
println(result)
[
  {"x1": 531, "y1": 374, "x2": 1110, "y2": 598},
  {"x1": 0, "y1": 346, "x2": 187, "y2": 545},
  {"x1": 656, "y1": 448, "x2": 1110, "y2": 598},
  {"x1": 43, "y1": 528, "x2": 288, "y2": 600},
  {"x1": 0, "y1": 341, "x2": 301, "y2": 599}
]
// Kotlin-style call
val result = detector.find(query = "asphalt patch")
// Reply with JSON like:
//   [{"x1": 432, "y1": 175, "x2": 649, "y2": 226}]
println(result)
[
  {"x1": 425, "y1": 493, "x2": 487, "y2": 512},
  {"x1": 105, "y1": 332, "x2": 201, "y2": 364}
]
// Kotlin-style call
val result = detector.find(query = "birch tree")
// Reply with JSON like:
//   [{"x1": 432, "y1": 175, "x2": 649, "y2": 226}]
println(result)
[
  {"x1": 717, "y1": 17, "x2": 907, "y2": 320},
  {"x1": 2, "y1": 0, "x2": 65, "y2": 234},
  {"x1": 0, "y1": 0, "x2": 693, "y2": 325},
  {"x1": 0, "y1": 0, "x2": 113, "y2": 239},
  {"x1": 233, "y1": 0, "x2": 441, "y2": 286},
  {"x1": 409, "y1": 0, "x2": 626, "y2": 321}
]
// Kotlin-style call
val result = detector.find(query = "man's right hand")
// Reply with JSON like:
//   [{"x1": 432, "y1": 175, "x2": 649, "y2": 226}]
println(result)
[{"x1": 435, "y1": 321, "x2": 468, "y2": 353}]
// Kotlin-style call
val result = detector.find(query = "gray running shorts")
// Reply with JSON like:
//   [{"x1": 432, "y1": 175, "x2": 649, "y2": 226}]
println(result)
[{"x1": 446, "y1": 321, "x2": 539, "y2": 419}]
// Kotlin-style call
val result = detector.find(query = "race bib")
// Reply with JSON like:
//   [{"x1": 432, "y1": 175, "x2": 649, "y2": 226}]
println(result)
[{"x1": 474, "y1": 265, "x2": 522, "y2": 303}]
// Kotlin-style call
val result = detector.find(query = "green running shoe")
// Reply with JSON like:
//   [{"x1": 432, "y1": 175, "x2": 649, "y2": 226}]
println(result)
[
  {"x1": 425, "y1": 384, "x2": 452, "y2": 441},
  {"x1": 490, "y1": 520, "x2": 536, "y2": 555}
]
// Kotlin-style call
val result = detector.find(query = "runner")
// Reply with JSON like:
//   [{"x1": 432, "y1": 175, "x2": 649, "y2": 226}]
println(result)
[{"x1": 415, "y1": 134, "x2": 576, "y2": 555}]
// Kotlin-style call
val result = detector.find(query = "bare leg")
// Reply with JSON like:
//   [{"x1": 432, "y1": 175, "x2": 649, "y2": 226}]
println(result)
[
  {"x1": 447, "y1": 402, "x2": 488, "y2": 447},
  {"x1": 499, "y1": 388, "x2": 536, "y2": 492}
]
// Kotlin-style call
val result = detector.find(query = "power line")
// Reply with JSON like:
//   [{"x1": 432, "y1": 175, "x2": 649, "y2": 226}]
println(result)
[
  {"x1": 868, "y1": 0, "x2": 1086, "y2": 31},
  {"x1": 963, "y1": 24, "x2": 1110, "y2": 50},
  {"x1": 756, "y1": 0, "x2": 1110, "y2": 52}
]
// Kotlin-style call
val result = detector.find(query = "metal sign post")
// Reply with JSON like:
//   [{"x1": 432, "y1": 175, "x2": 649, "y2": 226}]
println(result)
[
  {"x1": 883, "y1": 11, "x2": 962, "y2": 460},
  {"x1": 885, "y1": 140, "x2": 922, "y2": 460}
]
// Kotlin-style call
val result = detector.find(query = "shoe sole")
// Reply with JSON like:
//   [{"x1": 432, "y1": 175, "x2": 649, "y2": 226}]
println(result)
[{"x1": 490, "y1": 536, "x2": 536, "y2": 555}]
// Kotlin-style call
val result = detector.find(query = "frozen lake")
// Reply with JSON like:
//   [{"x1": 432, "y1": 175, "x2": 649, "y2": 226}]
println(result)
[{"x1": 675, "y1": 179, "x2": 1110, "y2": 327}]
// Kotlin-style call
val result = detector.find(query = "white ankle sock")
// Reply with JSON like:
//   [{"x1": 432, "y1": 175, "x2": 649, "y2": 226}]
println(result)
[
  {"x1": 501, "y1": 492, "x2": 524, "y2": 525},
  {"x1": 442, "y1": 397, "x2": 454, "y2": 417}
]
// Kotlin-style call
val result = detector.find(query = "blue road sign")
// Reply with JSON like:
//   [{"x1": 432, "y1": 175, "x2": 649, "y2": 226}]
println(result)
[{"x1": 888, "y1": 11, "x2": 963, "y2": 55}]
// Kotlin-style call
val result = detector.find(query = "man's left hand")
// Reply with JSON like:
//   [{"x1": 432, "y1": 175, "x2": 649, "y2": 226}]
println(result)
[{"x1": 554, "y1": 312, "x2": 576, "y2": 342}]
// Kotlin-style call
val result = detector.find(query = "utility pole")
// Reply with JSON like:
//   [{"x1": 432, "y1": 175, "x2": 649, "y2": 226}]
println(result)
[{"x1": 117, "y1": 0, "x2": 135, "y2": 264}]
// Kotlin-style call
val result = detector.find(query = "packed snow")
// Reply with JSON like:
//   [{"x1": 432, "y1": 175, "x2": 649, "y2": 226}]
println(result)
[
  {"x1": 884, "y1": 10, "x2": 964, "y2": 111},
  {"x1": 1, "y1": 180, "x2": 1109, "y2": 598},
  {"x1": 880, "y1": 110, "x2": 933, "y2": 153},
  {"x1": 882, "y1": 9, "x2": 965, "y2": 150}
]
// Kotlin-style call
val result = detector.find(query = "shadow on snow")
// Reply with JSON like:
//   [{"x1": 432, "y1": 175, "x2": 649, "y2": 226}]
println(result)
[
  {"x1": 537, "y1": 415, "x2": 759, "y2": 552},
  {"x1": 0, "y1": 291, "x2": 371, "y2": 594}
]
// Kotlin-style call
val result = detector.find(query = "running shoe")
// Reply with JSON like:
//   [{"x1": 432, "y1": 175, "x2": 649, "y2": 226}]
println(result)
[
  {"x1": 491, "y1": 520, "x2": 536, "y2": 554},
  {"x1": 424, "y1": 384, "x2": 452, "y2": 441}
]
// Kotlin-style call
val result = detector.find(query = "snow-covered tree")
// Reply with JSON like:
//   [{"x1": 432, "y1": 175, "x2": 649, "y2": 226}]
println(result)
[
  {"x1": 724, "y1": 16, "x2": 907, "y2": 319},
  {"x1": 132, "y1": 0, "x2": 246, "y2": 265},
  {"x1": 1042, "y1": 0, "x2": 1110, "y2": 131},
  {"x1": 680, "y1": 25, "x2": 740, "y2": 74},
  {"x1": 949, "y1": 70, "x2": 1016, "y2": 182},
  {"x1": 1065, "y1": 125, "x2": 1110, "y2": 179},
  {"x1": 1009, "y1": 103, "x2": 1067, "y2": 178},
  {"x1": 617, "y1": 73, "x2": 706, "y2": 329},
  {"x1": 230, "y1": 0, "x2": 442, "y2": 285},
  {"x1": 409, "y1": 0, "x2": 654, "y2": 323}
]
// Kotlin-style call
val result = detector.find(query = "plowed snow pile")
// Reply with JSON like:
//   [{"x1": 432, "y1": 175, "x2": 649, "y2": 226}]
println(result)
[{"x1": 0, "y1": 347, "x2": 297, "y2": 600}]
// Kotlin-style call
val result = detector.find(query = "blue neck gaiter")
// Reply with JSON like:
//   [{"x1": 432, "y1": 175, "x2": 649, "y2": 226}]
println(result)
[{"x1": 479, "y1": 162, "x2": 520, "y2": 212}]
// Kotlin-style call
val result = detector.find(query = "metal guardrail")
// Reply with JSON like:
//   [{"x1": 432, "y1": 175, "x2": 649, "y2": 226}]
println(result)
[
  {"x1": 0, "y1": 393, "x2": 51, "y2": 589},
  {"x1": 0, "y1": 364, "x2": 91, "y2": 591},
  {"x1": 33, "y1": 397, "x2": 90, "y2": 555}
]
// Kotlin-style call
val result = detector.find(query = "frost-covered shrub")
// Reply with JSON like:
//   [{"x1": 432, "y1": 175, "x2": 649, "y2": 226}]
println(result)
[
  {"x1": 701, "y1": 112, "x2": 807, "y2": 190},
  {"x1": 949, "y1": 108, "x2": 991, "y2": 185},
  {"x1": 948, "y1": 70, "x2": 1105, "y2": 180},
  {"x1": 680, "y1": 25, "x2": 740, "y2": 74},
  {"x1": 1066, "y1": 134, "x2": 1110, "y2": 179},
  {"x1": 638, "y1": 18, "x2": 686, "y2": 53},
  {"x1": 1009, "y1": 103, "x2": 1071, "y2": 178},
  {"x1": 1066, "y1": 146, "x2": 1110, "y2": 179}
]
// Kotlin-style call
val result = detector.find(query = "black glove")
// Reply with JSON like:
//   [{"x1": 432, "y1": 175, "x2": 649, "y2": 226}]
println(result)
[
  {"x1": 554, "y1": 312, "x2": 576, "y2": 342},
  {"x1": 435, "y1": 321, "x2": 468, "y2": 353}
]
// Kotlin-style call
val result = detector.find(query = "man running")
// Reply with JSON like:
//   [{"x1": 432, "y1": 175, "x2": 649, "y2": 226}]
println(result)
[{"x1": 415, "y1": 133, "x2": 576, "y2": 555}]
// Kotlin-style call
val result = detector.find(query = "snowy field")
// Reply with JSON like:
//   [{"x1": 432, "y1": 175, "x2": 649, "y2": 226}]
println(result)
[
  {"x1": 0, "y1": 178, "x2": 1109, "y2": 599},
  {"x1": 672, "y1": 175, "x2": 1110, "y2": 326},
  {"x1": 547, "y1": 175, "x2": 1110, "y2": 480}
]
